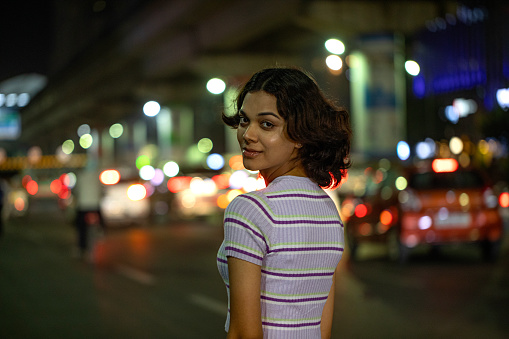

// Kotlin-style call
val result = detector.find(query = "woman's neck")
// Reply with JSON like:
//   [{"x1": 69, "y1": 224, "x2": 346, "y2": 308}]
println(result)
[{"x1": 262, "y1": 164, "x2": 306, "y2": 186}]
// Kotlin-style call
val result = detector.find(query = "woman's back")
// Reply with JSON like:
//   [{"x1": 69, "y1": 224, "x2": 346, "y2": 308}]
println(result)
[{"x1": 217, "y1": 175, "x2": 344, "y2": 338}]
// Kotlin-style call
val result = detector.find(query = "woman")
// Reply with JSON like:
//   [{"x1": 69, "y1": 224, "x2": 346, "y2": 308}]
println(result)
[{"x1": 217, "y1": 67, "x2": 351, "y2": 339}]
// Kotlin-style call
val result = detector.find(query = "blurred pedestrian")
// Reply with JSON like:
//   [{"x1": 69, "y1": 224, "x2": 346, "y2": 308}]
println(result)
[
  {"x1": 217, "y1": 67, "x2": 352, "y2": 338},
  {"x1": 73, "y1": 168, "x2": 104, "y2": 259}
]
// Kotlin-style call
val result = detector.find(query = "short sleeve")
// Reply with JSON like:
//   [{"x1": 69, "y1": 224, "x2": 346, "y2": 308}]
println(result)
[{"x1": 223, "y1": 193, "x2": 269, "y2": 266}]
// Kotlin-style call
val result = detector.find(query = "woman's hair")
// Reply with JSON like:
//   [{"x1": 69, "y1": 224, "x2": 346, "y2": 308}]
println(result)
[{"x1": 223, "y1": 67, "x2": 352, "y2": 189}]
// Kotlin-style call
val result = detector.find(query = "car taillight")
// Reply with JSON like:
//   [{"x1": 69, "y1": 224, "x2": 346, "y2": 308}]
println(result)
[
  {"x1": 483, "y1": 187, "x2": 498, "y2": 209},
  {"x1": 432, "y1": 158, "x2": 458, "y2": 173},
  {"x1": 354, "y1": 203, "x2": 368, "y2": 218},
  {"x1": 500, "y1": 192, "x2": 509, "y2": 208},
  {"x1": 380, "y1": 208, "x2": 397, "y2": 226}
]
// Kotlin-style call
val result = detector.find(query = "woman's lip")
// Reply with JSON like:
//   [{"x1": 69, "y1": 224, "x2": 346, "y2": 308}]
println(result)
[{"x1": 242, "y1": 149, "x2": 262, "y2": 158}]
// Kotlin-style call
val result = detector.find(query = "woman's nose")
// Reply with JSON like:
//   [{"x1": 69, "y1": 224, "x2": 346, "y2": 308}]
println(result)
[{"x1": 242, "y1": 125, "x2": 257, "y2": 143}]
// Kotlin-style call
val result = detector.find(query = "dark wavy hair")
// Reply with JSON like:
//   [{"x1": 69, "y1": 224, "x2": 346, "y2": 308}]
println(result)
[{"x1": 223, "y1": 67, "x2": 352, "y2": 189}]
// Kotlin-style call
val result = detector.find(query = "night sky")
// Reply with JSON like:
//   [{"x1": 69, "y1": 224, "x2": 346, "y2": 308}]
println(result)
[{"x1": 0, "y1": 2, "x2": 52, "y2": 82}]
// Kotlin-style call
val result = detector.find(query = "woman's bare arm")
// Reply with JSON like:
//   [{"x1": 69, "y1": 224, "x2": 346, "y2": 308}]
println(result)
[
  {"x1": 320, "y1": 269, "x2": 337, "y2": 339},
  {"x1": 226, "y1": 256, "x2": 263, "y2": 339}
]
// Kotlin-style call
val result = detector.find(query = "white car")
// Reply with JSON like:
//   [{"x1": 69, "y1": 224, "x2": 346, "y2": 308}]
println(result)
[{"x1": 100, "y1": 182, "x2": 150, "y2": 226}]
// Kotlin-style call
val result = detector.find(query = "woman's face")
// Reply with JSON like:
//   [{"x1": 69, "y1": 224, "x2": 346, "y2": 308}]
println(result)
[{"x1": 237, "y1": 91, "x2": 300, "y2": 182}]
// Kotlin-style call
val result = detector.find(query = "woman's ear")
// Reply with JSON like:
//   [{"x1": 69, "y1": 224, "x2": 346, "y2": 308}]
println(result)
[{"x1": 296, "y1": 143, "x2": 303, "y2": 149}]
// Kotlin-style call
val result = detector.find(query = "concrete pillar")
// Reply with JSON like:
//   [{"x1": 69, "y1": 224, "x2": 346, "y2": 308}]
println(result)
[{"x1": 350, "y1": 34, "x2": 406, "y2": 159}]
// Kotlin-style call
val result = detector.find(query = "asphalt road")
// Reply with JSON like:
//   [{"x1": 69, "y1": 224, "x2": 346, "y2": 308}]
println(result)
[{"x1": 1, "y1": 199, "x2": 509, "y2": 338}]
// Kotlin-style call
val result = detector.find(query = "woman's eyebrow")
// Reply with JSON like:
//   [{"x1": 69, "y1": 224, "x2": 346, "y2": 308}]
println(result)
[
  {"x1": 239, "y1": 109, "x2": 281, "y2": 119},
  {"x1": 258, "y1": 112, "x2": 281, "y2": 119}
]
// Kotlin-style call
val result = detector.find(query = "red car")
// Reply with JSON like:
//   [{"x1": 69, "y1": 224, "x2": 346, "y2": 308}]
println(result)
[{"x1": 343, "y1": 159, "x2": 504, "y2": 263}]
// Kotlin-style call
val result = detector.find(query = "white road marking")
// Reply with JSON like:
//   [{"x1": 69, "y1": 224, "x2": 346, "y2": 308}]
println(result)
[
  {"x1": 189, "y1": 294, "x2": 227, "y2": 315},
  {"x1": 115, "y1": 265, "x2": 156, "y2": 285}
]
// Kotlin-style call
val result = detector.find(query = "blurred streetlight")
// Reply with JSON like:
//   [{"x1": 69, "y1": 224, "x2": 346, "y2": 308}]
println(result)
[
  {"x1": 449, "y1": 137, "x2": 464, "y2": 155},
  {"x1": 326, "y1": 55, "x2": 343, "y2": 71},
  {"x1": 207, "y1": 78, "x2": 226, "y2": 94},
  {"x1": 207, "y1": 153, "x2": 225, "y2": 170},
  {"x1": 62, "y1": 139, "x2": 74, "y2": 154},
  {"x1": 496, "y1": 88, "x2": 509, "y2": 110},
  {"x1": 109, "y1": 123, "x2": 124, "y2": 138},
  {"x1": 163, "y1": 161, "x2": 179, "y2": 177},
  {"x1": 77, "y1": 124, "x2": 90, "y2": 137},
  {"x1": 143, "y1": 101, "x2": 161, "y2": 117},
  {"x1": 405, "y1": 60, "x2": 420, "y2": 76},
  {"x1": 79, "y1": 133, "x2": 93, "y2": 149},
  {"x1": 397, "y1": 141, "x2": 411, "y2": 161},
  {"x1": 325, "y1": 38, "x2": 345, "y2": 55}
]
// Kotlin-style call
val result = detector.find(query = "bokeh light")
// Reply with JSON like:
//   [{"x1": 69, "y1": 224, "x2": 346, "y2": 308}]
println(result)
[
  {"x1": 226, "y1": 189, "x2": 243, "y2": 202},
  {"x1": 26, "y1": 180, "x2": 38, "y2": 195},
  {"x1": 212, "y1": 174, "x2": 230, "y2": 189},
  {"x1": 229, "y1": 155, "x2": 244, "y2": 170},
  {"x1": 143, "y1": 101, "x2": 161, "y2": 117},
  {"x1": 127, "y1": 184, "x2": 147, "y2": 201},
  {"x1": 499, "y1": 192, "x2": 509, "y2": 208},
  {"x1": 109, "y1": 123, "x2": 124, "y2": 138},
  {"x1": 77, "y1": 124, "x2": 90, "y2": 137},
  {"x1": 415, "y1": 138, "x2": 436, "y2": 159},
  {"x1": 197, "y1": 138, "x2": 213, "y2": 153},
  {"x1": 62, "y1": 140, "x2": 74, "y2": 154},
  {"x1": 496, "y1": 88, "x2": 509, "y2": 110},
  {"x1": 207, "y1": 153, "x2": 225, "y2": 170},
  {"x1": 207, "y1": 78, "x2": 226, "y2": 94},
  {"x1": 139, "y1": 165, "x2": 156, "y2": 181},
  {"x1": 167, "y1": 176, "x2": 192, "y2": 193},
  {"x1": 326, "y1": 55, "x2": 343, "y2": 71},
  {"x1": 150, "y1": 168, "x2": 165, "y2": 186},
  {"x1": 100, "y1": 169, "x2": 121, "y2": 185},
  {"x1": 79, "y1": 133, "x2": 93, "y2": 149},
  {"x1": 229, "y1": 170, "x2": 249, "y2": 189},
  {"x1": 50, "y1": 179, "x2": 62, "y2": 195},
  {"x1": 449, "y1": 137, "x2": 463, "y2": 155},
  {"x1": 397, "y1": 141, "x2": 410, "y2": 161},
  {"x1": 136, "y1": 155, "x2": 150, "y2": 169},
  {"x1": 405, "y1": 60, "x2": 420, "y2": 76},
  {"x1": 325, "y1": 38, "x2": 345, "y2": 55},
  {"x1": 27, "y1": 146, "x2": 42, "y2": 164},
  {"x1": 66, "y1": 172, "x2": 77, "y2": 188},
  {"x1": 163, "y1": 161, "x2": 179, "y2": 177},
  {"x1": 217, "y1": 194, "x2": 230, "y2": 209},
  {"x1": 395, "y1": 176, "x2": 408, "y2": 191}
]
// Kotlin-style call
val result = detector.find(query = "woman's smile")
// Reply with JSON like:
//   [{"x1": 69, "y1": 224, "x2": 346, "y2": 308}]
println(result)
[
  {"x1": 237, "y1": 91, "x2": 301, "y2": 182},
  {"x1": 242, "y1": 148, "x2": 262, "y2": 158}
]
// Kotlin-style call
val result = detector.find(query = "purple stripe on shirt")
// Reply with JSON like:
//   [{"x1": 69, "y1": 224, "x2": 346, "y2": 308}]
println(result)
[
  {"x1": 217, "y1": 257, "x2": 227, "y2": 264},
  {"x1": 224, "y1": 217, "x2": 269, "y2": 252},
  {"x1": 268, "y1": 247, "x2": 344, "y2": 254},
  {"x1": 241, "y1": 195, "x2": 342, "y2": 226},
  {"x1": 261, "y1": 269, "x2": 333, "y2": 278},
  {"x1": 267, "y1": 193, "x2": 330, "y2": 199},
  {"x1": 261, "y1": 295, "x2": 329, "y2": 303},
  {"x1": 262, "y1": 321, "x2": 322, "y2": 328},
  {"x1": 225, "y1": 246, "x2": 263, "y2": 261}
]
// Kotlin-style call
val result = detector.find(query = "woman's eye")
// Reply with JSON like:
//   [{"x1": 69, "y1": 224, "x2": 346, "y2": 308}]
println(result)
[
  {"x1": 239, "y1": 116, "x2": 249, "y2": 125},
  {"x1": 261, "y1": 121, "x2": 274, "y2": 128}
]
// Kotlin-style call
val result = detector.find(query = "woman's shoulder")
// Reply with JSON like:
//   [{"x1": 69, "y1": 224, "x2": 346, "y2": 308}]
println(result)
[{"x1": 226, "y1": 189, "x2": 268, "y2": 214}]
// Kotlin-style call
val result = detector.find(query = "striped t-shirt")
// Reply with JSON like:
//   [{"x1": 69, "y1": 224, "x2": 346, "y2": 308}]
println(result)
[{"x1": 217, "y1": 175, "x2": 344, "y2": 338}]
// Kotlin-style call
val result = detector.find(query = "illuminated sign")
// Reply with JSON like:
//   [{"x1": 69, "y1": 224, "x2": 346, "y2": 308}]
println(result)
[{"x1": 0, "y1": 108, "x2": 21, "y2": 140}]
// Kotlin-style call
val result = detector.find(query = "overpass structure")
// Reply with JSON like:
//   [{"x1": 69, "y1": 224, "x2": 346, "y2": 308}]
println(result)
[{"x1": 4, "y1": 0, "x2": 465, "y2": 170}]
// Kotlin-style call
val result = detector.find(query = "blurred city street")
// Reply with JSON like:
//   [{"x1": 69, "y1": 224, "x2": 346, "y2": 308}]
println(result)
[
  {"x1": 1, "y1": 1, "x2": 509, "y2": 338},
  {"x1": 1, "y1": 198, "x2": 509, "y2": 339}
]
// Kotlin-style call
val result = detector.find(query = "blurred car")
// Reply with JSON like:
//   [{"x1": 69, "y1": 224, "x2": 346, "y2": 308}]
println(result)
[
  {"x1": 343, "y1": 158, "x2": 504, "y2": 263},
  {"x1": 100, "y1": 181, "x2": 150, "y2": 226}
]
